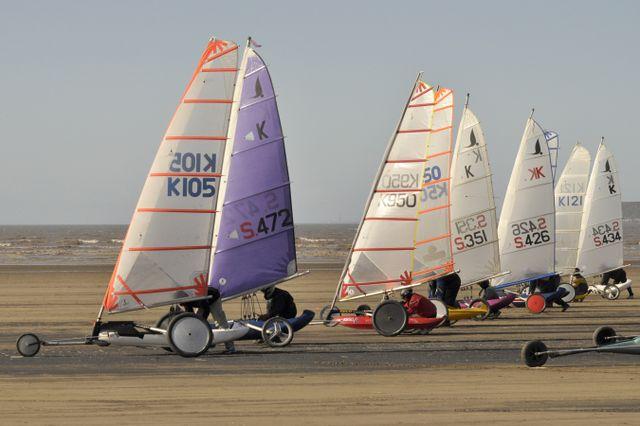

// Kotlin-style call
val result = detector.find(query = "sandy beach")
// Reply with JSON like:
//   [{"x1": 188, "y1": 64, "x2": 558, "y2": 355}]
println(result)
[{"x1": 1, "y1": 263, "x2": 640, "y2": 424}]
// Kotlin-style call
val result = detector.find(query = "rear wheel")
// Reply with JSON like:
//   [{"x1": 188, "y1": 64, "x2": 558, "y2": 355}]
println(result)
[
  {"x1": 559, "y1": 283, "x2": 576, "y2": 303},
  {"x1": 604, "y1": 285, "x2": 620, "y2": 300},
  {"x1": 167, "y1": 313, "x2": 212, "y2": 358},
  {"x1": 593, "y1": 326, "x2": 617, "y2": 346},
  {"x1": 521, "y1": 340, "x2": 549, "y2": 367},
  {"x1": 16, "y1": 333, "x2": 41, "y2": 357},
  {"x1": 470, "y1": 298, "x2": 491, "y2": 321},
  {"x1": 526, "y1": 294, "x2": 546, "y2": 314},
  {"x1": 372, "y1": 301, "x2": 408, "y2": 337},
  {"x1": 261, "y1": 317, "x2": 294, "y2": 348}
]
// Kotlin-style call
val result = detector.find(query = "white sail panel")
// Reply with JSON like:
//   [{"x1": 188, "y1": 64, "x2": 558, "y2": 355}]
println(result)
[
  {"x1": 338, "y1": 79, "x2": 434, "y2": 300},
  {"x1": 413, "y1": 87, "x2": 454, "y2": 283},
  {"x1": 103, "y1": 38, "x2": 239, "y2": 313},
  {"x1": 575, "y1": 143, "x2": 623, "y2": 276},
  {"x1": 450, "y1": 108, "x2": 500, "y2": 285},
  {"x1": 554, "y1": 144, "x2": 591, "y2": 274},
  {"x1": 493, "y1": 118, "x2": 555, "y2": 287}
]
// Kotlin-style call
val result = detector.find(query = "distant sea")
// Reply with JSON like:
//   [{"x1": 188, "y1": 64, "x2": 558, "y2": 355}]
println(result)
[
  {"x1": 0, "y1": 224, "x2": 356, "y2": 266},
  {"x1": 1, "y1": 202, "x2": 640, "y2": 266}
]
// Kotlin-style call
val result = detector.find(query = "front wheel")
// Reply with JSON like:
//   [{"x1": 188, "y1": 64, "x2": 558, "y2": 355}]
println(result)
[
  {"x1": 319, "y1": 305, "x2": 340, "y2": 327},
  {"x1": 593, "y1": 326, "x2": 617, "y2": 346},
  {"x1": 261, "y1": 317, "x2": 294, "y2": 347},
  {"x1": 521, "y1": 340, "x2": 549, "y2": 367},
  {"x1": 604, "y1": 285, "x2": 620, "y2": 300},
  {"x1": 526, "y1": 294, "x2": 546, "y2": 314},
  {"x1": 469, "y1": 298, "x2": 491, "y2": 321},
  {"x1": 167, "y1": 313, "x2": 212, "y2": 358},
  {"x1": 17, "y1": 333, "x2": 41, "y2": 357}
]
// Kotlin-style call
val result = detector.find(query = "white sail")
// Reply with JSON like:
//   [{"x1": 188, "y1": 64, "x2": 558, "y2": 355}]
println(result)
[
  {"x1": 493, "y1": 118, "x2": 556, "y2": 288},
  {"x1": 575, "y1": 142, "x2": 623, "y2": 276},
  {"x1": 412, "y1": 87, "x2": 455, "y2": 283},
  {"x1": 103, "y1": 38, "x2": 239, "y2": 313},
  {"x1": 450, "y1": 107, "x2": 500, "y2": 285},
  {"x1": 337, "y1": 77, "x2": 436, "y2": 301},
  {"x1": 554, "y1": 143, "x2": 591, "y2": 274}
]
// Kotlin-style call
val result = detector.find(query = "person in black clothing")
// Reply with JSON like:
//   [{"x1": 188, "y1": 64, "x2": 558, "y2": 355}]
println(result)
[
  {"x1": 479, "y1": 280, "x2": 500, "y2": 300},
  {"x1": 258, "y1": 286, "x2": 297, "y2": 320},
  {"x1": 601, "y1": 268, "x2": 633, "y2": 298},
  {"x1": 435, "y1": 273, "x2": 461, "y2": 307},
  {"x1": 529, "y1": 274, "x2": 569, "y2": 311}
]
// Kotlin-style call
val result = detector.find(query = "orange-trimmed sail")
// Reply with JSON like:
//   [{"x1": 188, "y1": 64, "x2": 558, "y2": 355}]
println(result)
[
  {"x1": 103, "y1": 38, "x2": 239, "y2": 313},
  {"x1": 412, "y1": 87, "x2": 455, "y2": 283}
]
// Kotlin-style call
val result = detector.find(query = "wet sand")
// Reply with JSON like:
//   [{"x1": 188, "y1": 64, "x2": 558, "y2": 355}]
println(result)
[{"x1": 1, "y1": 264, "x2": 640, "y2": 424}]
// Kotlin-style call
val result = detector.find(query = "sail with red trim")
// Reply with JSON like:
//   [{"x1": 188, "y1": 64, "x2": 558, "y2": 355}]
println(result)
[
  {"x1": 450, "y1": 107, "x2": 500, "y2": 286},
  {"x1": 337, "y1": 76, "x2": 436, "y2": 301},
  {"x1": 492, "y1": 117, "x2": 556, "y2": 288},
  {"x1": 103, "y1": 38, "x2": 239, "y2": 313},
  {"x1": 208, "y1": 46, "x2": 300, "y2": 299},
  {"x1": 554, "y1": 143, "x2": 591, "y2": 274},
  {"x1": 575, "y1": 142, "x2": 623, "y2": 277},
  {"x1": 412, "y1": 87, "x2": 455, "y2": 283}
]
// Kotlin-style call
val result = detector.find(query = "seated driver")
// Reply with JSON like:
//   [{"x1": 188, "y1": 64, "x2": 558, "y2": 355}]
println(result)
[
  {"x1": 258, "y1": 286, "x2": 298, "y2": 320},
  {"x1": 400, "y1": 288, "x2": 437, "y2": 318},
  {"x1": 478, "y1": 280, "x2": 501, "y2": 300}
]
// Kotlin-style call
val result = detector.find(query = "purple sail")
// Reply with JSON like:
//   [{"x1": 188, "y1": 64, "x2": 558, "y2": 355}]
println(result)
[{"x1": 209, "y1": 49, "x2": 297, "y2": 299}]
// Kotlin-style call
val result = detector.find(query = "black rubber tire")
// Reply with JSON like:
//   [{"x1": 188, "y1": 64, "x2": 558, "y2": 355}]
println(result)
[
  {"x1": 470, "y1": 298, "x2": 491, "y2": 321},
  {"x1": 356, "y1": 304, "x2": 372, "y2": 315},
  {"x1": 593, "y1": 326, "x2": 617, "y2": 346},
  {"x1": 521, "y1": 340, "x2": 549, "y2": 367},
  {"x1": 372, "y1": 300, "x2": 408, "y2": 337},
  {"x1": 16, "y1": 333, "x2": 41, "y2": 357},
  {"x1": 261, "y1": 316, "x2": 294, "y2": 348},
  {"x1": 319, "y1": 305, "x2": 341, "y2": 327},
  {"x1": 167, "y1": 313, "x2": 212, "y2": 358}
]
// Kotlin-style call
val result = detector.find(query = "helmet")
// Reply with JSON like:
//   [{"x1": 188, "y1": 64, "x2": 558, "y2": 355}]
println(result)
[{"x1": 400, "y1": 288, "x2": 413, "y2": 299}]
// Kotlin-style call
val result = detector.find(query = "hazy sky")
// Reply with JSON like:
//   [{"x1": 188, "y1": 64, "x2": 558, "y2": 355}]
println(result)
[{"x1": 1, "y1": 1, "x2": 638, "y2": 224}]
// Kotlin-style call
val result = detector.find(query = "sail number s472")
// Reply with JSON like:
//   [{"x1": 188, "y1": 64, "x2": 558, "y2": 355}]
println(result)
[{"x1": 240, "y1": 209, "x2": 293, "y2": 239}]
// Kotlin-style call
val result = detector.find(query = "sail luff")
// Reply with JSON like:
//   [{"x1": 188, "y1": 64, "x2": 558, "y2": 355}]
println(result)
[{"x1": 331, "y1": 74, "x2": 423, "y2": 306}]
